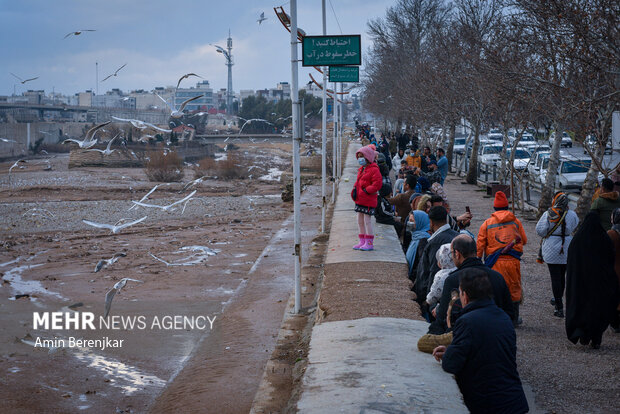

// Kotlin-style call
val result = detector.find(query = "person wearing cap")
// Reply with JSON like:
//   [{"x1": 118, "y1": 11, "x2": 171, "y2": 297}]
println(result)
[
  {"x1": 415, "y1": 161, "x2": 442, "y2": 186},
  {"x1": 352, "y1": 145, "x2": 384, "y2": 251},
  {"x1": 420, "y1": 146, "x2": 436, "y2": 172},
  {"x1": 477, "y1": 191, "x2": 528, "y2": 325}
]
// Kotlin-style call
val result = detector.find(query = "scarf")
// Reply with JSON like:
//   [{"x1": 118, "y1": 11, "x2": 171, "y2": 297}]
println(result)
[
  {"x1": 406, "y1": 211, "x2": 431, "y2": 274},
  {"x1": 547, "y1": 192, "x2": 568, "y2": 223}
]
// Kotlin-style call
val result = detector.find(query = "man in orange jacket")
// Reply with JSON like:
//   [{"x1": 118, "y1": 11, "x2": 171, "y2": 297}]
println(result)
[{"x1": 477, "y1": 191, "x2": 527, "y2": 326}]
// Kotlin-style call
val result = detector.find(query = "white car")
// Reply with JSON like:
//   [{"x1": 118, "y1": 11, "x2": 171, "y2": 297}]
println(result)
[
  {"x1": 486, "y1": 129, "x2": 503, "y2": 141},
  {"x1": 549, "y1": 131, "x2": 573, "y2": 148},
  {"x1": 528, "y1": 151, "x2": 550, "y2": 177},
  {"x1": 554, "y1": 157, "x2": 602, "y2": 189},
  {"x1": 453, "y1": 136, "x2": 468, "y2": 154},
  {"x1": 507, "y1": 147, "x2": 532, "y2": 171},
  {"x1": 479, "y1": 144, "x2": 504, "y2": 167}
]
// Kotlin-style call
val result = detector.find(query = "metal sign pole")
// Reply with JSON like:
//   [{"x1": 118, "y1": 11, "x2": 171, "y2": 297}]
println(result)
[
  {"x1": 331, "y1": 80, "x2": 337, "y2": 204},
  {"x1": 320, "y1": 0, "x2": 327, "y2": 233},
  {"x1": 290, "y1": 0, "x2": 302, "y2": 314}
]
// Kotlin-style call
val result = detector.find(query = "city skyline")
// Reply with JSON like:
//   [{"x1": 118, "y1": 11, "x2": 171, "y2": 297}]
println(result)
[{"x1": 1, "y1": 0, "x2": 394, "y2": 96}]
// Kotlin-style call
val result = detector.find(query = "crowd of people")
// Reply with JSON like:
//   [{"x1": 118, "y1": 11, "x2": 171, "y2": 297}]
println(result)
[{"x1": 350, "y1": 135, "x2": 620, "y2": 413}]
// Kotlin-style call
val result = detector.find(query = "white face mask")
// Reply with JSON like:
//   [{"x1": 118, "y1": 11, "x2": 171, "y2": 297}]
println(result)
[{"x1": 358, "y1": 158, "x2": 367, "y2": 166}]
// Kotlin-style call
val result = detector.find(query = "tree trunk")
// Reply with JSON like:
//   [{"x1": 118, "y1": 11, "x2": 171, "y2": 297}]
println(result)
[
  {"x1": 466, "y1": 122, "x2": 480, "y2": 184},
  {"x1": 446, "y1": 122, "x2": 456, "y2": 172},
  {"x1": 457, "y1": 131, "x2": 473, "y2": 176},
  {"x1": 538, "y1": 123, "x2": 563, "y2": 216}
]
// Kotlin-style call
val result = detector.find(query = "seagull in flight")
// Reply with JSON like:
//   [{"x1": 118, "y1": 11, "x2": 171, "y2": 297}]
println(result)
[
  {"x1": 128, "y1": 184, "x2": 166, "y2": 211},
  {"x1": 156, "y1": 94, "x2": 204, "y2": 119},
  {"x1": 86, "y1": 134, "x2": 119, "y2": 156},
  {"x1": 176, "y1": 73, "x2": 202, "y2": 90},
  {"x1": 10, "y1": 73, "x2": 39, "y2": 84},
  {"x1": 63, "y1": 121, "x2": 111, "y2": 149},
  {"x1": 0, "y1": 137, "x2": 17, "y2": 143},
  {"x1": 257, "y1": 12, "x2": 267, "y2": 25},
  {"x1": 111, "y1": 116, "x2": 171, "y2": 132},
  {"x1": 94, "y1": 252, "x2": 127, "y2": 273},
  {"x1": 131, "y1": 190, "x2": 196, "y2": 212},
  {"x1": 101, "y1": 63, "x2": 127, "y2": 82},
  {"x1": 9, "y1": 159, "x2": 26, "y2": 173},
  {"x1": 83, "y1": 216, "x2": 147, "y2": 234},
  {"x1": 64, "y1": 29, "x2": 96, "y2": 39},
  {"x1": 104, "y1": 278, "x2": 143, "y2": 318},
  {"x1": 180, "y1": 176, "x2": 207, "y2": 193}
]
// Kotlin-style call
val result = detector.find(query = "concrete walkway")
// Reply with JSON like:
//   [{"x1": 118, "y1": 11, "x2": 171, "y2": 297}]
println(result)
[{"x1": 296, "y1": 142, "x2": 468, "y2": 413}]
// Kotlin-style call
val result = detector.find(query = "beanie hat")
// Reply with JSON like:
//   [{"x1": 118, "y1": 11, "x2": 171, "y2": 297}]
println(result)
[{"x1": 494, "y1": 191, "x2": 509, "y2": 208}]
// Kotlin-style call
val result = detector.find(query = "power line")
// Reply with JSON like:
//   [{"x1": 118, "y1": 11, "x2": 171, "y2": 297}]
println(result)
[{"x1": 328, "y1": 0, "x2": 343, "y2": 34}]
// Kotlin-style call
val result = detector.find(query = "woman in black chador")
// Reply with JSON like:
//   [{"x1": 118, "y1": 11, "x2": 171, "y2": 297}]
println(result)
[{"x1": 566, "y1": 212, "x2": 619, "y2": 348}]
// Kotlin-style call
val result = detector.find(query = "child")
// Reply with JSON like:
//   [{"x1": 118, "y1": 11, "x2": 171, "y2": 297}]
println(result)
[
  {"x1": 351, "y1": 145, "x2": 383, "y2": 251},
  {"x1": 426, "y1": 243, "x2": 457, "y2": 313}
]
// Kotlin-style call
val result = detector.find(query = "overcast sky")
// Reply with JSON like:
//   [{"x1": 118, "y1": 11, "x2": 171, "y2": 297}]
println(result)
[{"x1": 0, "y1": 0, "x2": 394, "y2": 96}]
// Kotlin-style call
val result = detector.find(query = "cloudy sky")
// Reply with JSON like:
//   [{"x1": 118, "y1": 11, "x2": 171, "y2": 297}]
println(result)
[{"x1": 1, "y1": 0, "x2": 394, "y2": 97}]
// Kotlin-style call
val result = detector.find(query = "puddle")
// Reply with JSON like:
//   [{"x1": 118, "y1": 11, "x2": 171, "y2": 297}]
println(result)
[
  {"x1": 8, "y1": 367, "x2": 20, "y2": 373},
  {"x1": 150, "y1": 245, "x2": 220, "y2": 266},
  {"x1": 204, "y1": 286, "x2": 235, "y2": 296},
  {"x1": 73, "y1": 350, "x2": 166, "y2": 395},
  {"x1": 233, "y1": 253, "x2": 247, "y2": 258},
  {"x1": 3, "y1": 263, "x2": 64, "y2": 299}
]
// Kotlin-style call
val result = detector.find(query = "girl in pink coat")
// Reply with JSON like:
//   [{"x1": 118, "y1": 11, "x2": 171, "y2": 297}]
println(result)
[{"x1": 352, "y1": 145, "x2": 383, "y2": 250}]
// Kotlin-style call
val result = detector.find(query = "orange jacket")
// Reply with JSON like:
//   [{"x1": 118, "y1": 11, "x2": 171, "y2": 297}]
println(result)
[{"x1": 477, "y1": 210, "x2": 527, "y2": 258}]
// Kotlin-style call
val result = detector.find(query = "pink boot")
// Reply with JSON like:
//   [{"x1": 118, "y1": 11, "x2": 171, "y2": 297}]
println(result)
[
  {"x1": 360, "y1": 235, "x2": 374, "y2": 251},
  {"x1": 353, "y1": 234, "x2": 366, "y2": 250}
]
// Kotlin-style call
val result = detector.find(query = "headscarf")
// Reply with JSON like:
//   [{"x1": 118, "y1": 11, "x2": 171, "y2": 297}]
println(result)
[
  {"x1": 436, "y1": 243, "x2": 455, "y2": 270},
  {"x1": 566, "y1": 212, "x2": 618, "y2": 347},
  {"x1": 406, "y1": 211, "x2": 431, "y2": 274},
  {"x1": 547, "y1": 192, "x2": 568, "y2": 223},
  {"x1": 611, "y1": 207, "x2": 620, "y2": 234},
  {"x1": 431, "y1": 182, "x2": 448, "y2": 203}
]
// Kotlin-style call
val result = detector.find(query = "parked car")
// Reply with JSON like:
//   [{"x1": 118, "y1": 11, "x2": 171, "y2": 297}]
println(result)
[
  {"x1": 467, "y1": 138, "x2": 495, "y2": 158},
  {"x1": 528, "y1": 151, "x2": 550, "y2": 177},
  {"x1": 480, "y1": 144, "x2": 504, "y2": 167},
  {"x1": 507, "y1": 147, "x2": 532, "y2": 171},
  {"x1": 486, "y1": 129, "x2": 503, "y2": 141},
  {"x1": 548, "y1": 131, "x2": 573, "y2": 148},
  {"x1": 583, "y1": 134, "x2": 612, "y2": 155},
  {"x1": 453, "y1": 136, "x2": 468, "y2": 154}
]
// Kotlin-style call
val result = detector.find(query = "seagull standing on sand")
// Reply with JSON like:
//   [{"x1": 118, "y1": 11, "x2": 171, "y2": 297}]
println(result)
[
  {"x1": 82, "y1": 216, "x2": 147, "y2": 234},
  {"x1": 94, "y1": 252, "x2": 127, "y2": 273},
  {"x1": 101, "y1": 63, "x2": 127, "y2": 82},
  {"x1": 104, "y1": 278, "x2": 143, "y2": 318},
  {"x1": 64, "y1": 29, "x2": 96, "y2": 39}
]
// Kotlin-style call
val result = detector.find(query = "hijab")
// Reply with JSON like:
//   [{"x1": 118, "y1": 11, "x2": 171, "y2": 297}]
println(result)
[
  {"x1": 547, "y1": 192, "x2": 568, "y2": 223},
  {"x1": 406, "y1": 211, "x2": 431, "y2": 274},
  {"x1": 565, "y1": 212, "x2": 618, "y2": 346}
]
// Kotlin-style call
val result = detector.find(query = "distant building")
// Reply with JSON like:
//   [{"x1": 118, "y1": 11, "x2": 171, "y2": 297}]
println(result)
[
  {"x1": 130, "y1": 88, "x2": 174, "y2": 110},
  {"x1": 92, "y1": 89, "x2": 136, "y2": 109},
  {"x1": 78, "y1": 91, "x2": 94, "y2": 107},
  {"x1": 175, "y1": 80, "x2": 214, "y2": 112}
]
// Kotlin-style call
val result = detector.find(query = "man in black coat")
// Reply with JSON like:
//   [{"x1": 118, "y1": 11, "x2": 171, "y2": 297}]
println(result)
[
  {"x1": 428, "y1": 234, "x2": 514, "y2": 335},
  {"x1": 433, "y1": 270, "x2": 529, "y2": 414},
  {"x1": 415, "y1": 206, "x2": 458, "y2": 307}
]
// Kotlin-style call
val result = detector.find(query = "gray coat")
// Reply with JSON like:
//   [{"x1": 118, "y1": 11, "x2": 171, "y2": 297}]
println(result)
[{"x1": 535, "y1": 210, "x2": 579, "y2": 264}]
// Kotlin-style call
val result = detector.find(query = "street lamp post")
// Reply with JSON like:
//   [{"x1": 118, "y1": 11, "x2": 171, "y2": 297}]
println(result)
[{"x1": 214, "y1": 30, "x2": 234, "y2": 114}]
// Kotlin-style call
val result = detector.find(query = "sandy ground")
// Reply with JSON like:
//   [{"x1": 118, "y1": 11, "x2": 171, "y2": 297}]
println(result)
[
  {"x1": 0, "y1": 143, "x2": 324, "y2": 413},
  {"x1": 442, "y1": 174, "x2": 620, "y2": 414}
]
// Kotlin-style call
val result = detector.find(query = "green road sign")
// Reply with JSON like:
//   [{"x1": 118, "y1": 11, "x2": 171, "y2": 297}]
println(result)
[
  {"x1": 302, "y1": 35, "x2": 361, "y2": 67},
  {"x1": 329, "y1": 66, "x2": 359, "y2": 82}
]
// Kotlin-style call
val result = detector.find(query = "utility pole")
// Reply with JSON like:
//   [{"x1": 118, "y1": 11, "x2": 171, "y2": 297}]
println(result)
[
  {"x1": 95, "y1": 62, "x2": 99, "y2": 96},
  {"x1": 290, "y1": 0, "x2": 302, "y2": 314},
  {"x1": 321, "y1": 0, "x2": 327, "y2": 232},
  {"x1": 214, "y1": 32, "x2": 234, "y2": 115},
  {"x1": 226, "y1": 30, "x2": 233, "y2": 114}
]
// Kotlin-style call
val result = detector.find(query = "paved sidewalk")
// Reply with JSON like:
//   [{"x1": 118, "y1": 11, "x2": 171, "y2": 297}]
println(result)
[{"x1": 295, "y1": 142, "x2": 468, "y2": 412}]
